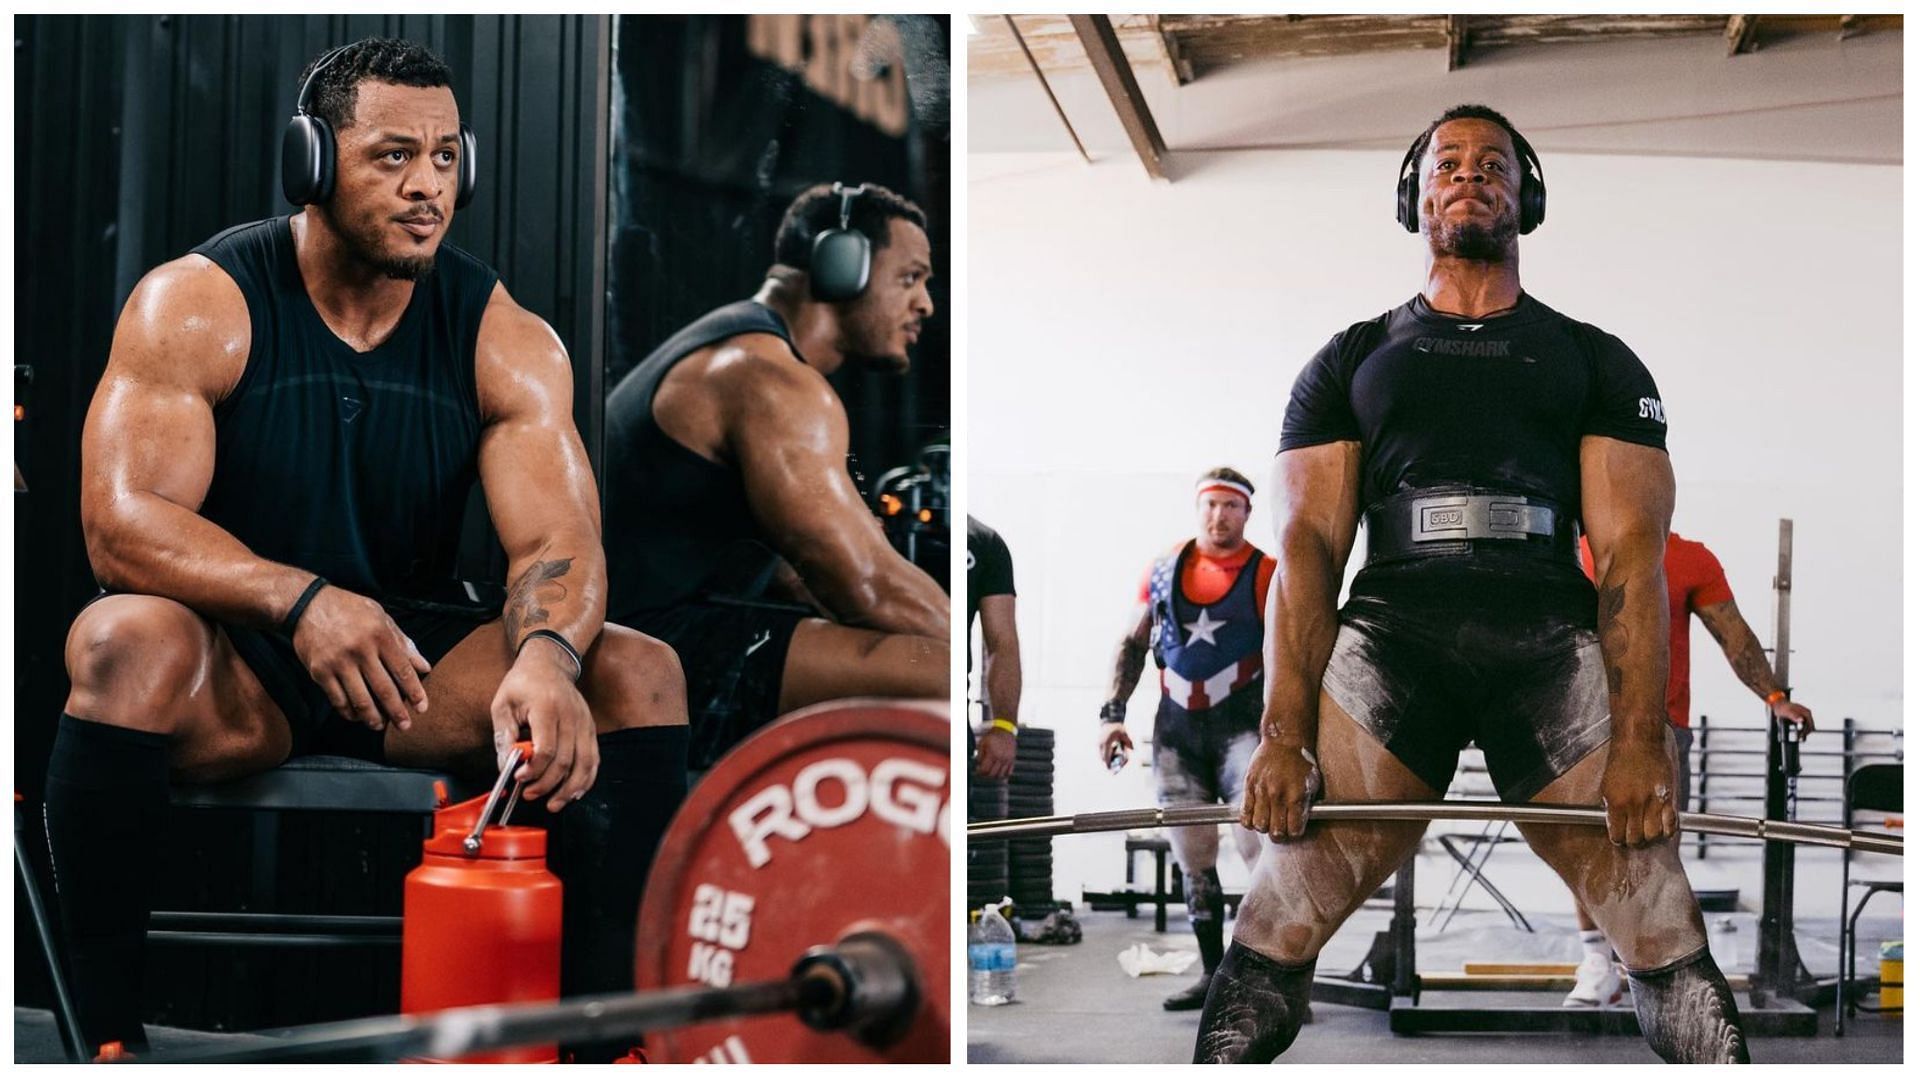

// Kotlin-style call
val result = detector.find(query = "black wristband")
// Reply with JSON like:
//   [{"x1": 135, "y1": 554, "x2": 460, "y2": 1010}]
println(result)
[
  {"x1": 1099, "y1": 700, "x2": 1127, "y2": 725},
  {"x1": 519, "y1": 628, "x2": 583, "y2": 682},
  {"x1": 279, "y1": 576, "x2": 328, "y2": 639}
]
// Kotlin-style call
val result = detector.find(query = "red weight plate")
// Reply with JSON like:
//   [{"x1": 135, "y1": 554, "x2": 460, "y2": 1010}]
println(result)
[{"x1": 635, "y1": 698, "x2": 951, "y2": 1064}]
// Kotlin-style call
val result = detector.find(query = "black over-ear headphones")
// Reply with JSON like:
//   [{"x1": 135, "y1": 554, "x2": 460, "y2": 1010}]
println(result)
[
  {"x1": 808, "y1": 183, "x2": 872, "y2": 302},
  {"x1": 1396, "y1": 120, "x2": 1544, "y2": 235},
  {"x1": 280, "y1": 44, "x2": 477, "y2": 210}
]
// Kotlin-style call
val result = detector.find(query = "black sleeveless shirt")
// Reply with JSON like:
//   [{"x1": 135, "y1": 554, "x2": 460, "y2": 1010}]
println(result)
[
  {"x1": 190, "y1": 217, "x2": 498, "y2": 601},
  {"x1": 603, "y1": 300, "x2": 798, "y2": 620}
]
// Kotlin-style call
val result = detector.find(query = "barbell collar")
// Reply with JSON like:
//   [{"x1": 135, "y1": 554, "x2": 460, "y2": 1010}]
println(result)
[{"x1": 966, "y1": 800, "x2": 1903, "y2": 856}]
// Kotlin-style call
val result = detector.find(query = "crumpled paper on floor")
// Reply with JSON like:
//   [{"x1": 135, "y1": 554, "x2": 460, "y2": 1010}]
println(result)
[{"x1": 1117, "y1": 943, "x2": 1199, "y2": 978}]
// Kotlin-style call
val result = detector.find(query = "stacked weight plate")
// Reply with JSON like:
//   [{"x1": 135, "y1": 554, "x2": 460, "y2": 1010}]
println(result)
[
  {"x1": 1005, "y1": 727, "x2": 1055, "y2": 912},
  {"x1": 966, "y1": 734, "x2": 1010, "y2": 911}
]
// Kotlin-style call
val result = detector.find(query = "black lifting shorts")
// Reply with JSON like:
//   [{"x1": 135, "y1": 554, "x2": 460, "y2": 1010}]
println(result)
[{"x1": 1318, "y1": 596, "x2": 1613, "y2": 801}]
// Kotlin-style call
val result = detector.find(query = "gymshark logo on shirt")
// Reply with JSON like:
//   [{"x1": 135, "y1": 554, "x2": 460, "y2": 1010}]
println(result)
[
  {"x1": 1456, "y1": 323, "x2": 1485, "y2": 331},
  {"x1": 1413, "y1": 337, "x2": 1515, "y2": 358},
  {"x1": 340, "y1": 396, "x2": 365, "y2": 424}
]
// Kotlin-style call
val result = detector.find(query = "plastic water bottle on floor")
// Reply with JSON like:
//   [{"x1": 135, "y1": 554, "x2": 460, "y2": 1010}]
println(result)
[{"x1": 969, "y1": 898, "x2": 1018, "y2": 1006}]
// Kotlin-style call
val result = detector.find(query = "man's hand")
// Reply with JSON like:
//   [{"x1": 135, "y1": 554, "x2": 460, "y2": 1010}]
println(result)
[
  {"x1": 292, "y1": 586, "x2": 430, "y2": 731},
  {"x1": 1770, "y1": 697, "x2": 1815, "y2": 734},
  {"x1": 1097, "y1": 722, "x2": 1133, "y2": 768},
  {"x1": 975, "y1": 726, "x2": 1016, "y2": 779},
  {"x1": 1599, "y1": 736, "x2": 1677, "y2": 846},
  {"x1": 1240, "y1": 740, "x2": 1321, "y2": 841},
  {"x1": 491, "y1": 639, "x2": 599, "y2": 812}
]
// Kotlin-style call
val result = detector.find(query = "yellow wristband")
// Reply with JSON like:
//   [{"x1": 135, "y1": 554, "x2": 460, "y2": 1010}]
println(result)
[{"x1": 989, "y1": 718, "x2": 1018, "y2": 735}]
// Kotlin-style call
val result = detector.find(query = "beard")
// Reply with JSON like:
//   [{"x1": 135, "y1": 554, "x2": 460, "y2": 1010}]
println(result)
[
  {"x1": 846, "y1": 349, "x2": 911, "y2": 374},
  {"x1": 838, "y1": 313, "x2": 913, "y2": 373},
  {"x1": 1428, "y1": 202, "x2": 1519, "y2": 262},
  {"x1": 319, "y1": 201, "x2": 438, "y2": 282}
]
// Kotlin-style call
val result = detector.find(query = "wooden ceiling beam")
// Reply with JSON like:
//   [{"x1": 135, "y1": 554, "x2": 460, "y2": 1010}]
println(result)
[
  {"x1": 1726, "y1": 14, "x2": 1760, "y2": 56},
  {"x1": 1068, "y1": 14, "x2": 1168, "y2": 180},
  {"x1": 1004, "y1": 15, "x2": 1089, "y2": 164},
  {"x1": 1446, "y1": 15, "x2": 1469, "y2": 71}
]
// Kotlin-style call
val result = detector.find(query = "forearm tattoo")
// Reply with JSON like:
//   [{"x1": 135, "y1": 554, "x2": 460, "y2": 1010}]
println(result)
[
  {"x1": 1111, "y1": 635, "x2": 1149, "y2": 701},
  {"x1": 505, "y1": 549, "x2": 574, "y2": 645},
  {"x1": 1728, "y1": 636, "x2": 1778, "y2": 698}
]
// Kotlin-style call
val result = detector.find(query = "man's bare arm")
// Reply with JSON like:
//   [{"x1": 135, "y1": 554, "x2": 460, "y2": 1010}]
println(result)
[
  {"x1": 1240, "y1": 440, "x2": 1361, "y2": 839},
  {"x1": 1695, "y1": 599, "x2": 1781, "y2": 701},
  {"x1": 1580, "y1": 435, "x2": 1678, "y2": 845},
  {"x1": 1105, "y1": 604, "x2": 1153, "y2": 706},
  {"x1": 1697, "y1": 598, "x2": 1814, "y2": 729},
  {"x1": 474, "y1": 284, "x2": 606, "y2": 663},
  {"x1": 1579, "y1": 437, "x2": 1676, "y2": 746},
  {"x1": 80, "y1": 257, "x2": 316, "y2": 624},
  {"x1": 84, "y1": 257, "x2": 432, "y2": 730},
  {"x1": 474, "y1": 284, "x2": 612, "y2": 806},
  {"x1": 723, "y1": 348, "x2": 948, "y2": 639},
  {"x1": 979, "y1": 594, "x2": 1023, "y2": 724},
  {"x1": 1260, "y1": 441, "x2": 1363, "y2": 746}
]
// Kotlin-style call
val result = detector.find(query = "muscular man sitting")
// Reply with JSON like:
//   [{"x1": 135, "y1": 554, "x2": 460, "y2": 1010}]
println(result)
[
  {"x1": 602, "y1": 182, "x2": 949, "y2": 769},
  {"x1": 1197, "y1": 104, "x2": 1748, "y2": 1064},
  {"x1": 47, "y1": 39, "x2": 687, "y2": 1059}
]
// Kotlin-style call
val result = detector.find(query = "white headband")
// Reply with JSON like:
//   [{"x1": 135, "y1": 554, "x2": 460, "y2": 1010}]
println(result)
[{"x1": 1196, "y1": 479, "x2": 1253, "y2": 505}]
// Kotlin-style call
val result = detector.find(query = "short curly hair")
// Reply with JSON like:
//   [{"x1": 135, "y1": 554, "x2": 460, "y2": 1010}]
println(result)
[
  {"x1": 773, "y1": 183, "x2": 928, "y2": 271},
  {"x1": 296, "y1": 37, "x2": 456, "y2": 131},
  {"x1": 1406, "y1": 103, "x2": 1530, "y2": 172}
]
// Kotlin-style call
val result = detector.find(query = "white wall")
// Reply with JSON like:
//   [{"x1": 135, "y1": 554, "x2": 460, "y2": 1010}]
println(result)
[{"x1": 967, "y1": 146, "x2": 1902, "y2": 898}]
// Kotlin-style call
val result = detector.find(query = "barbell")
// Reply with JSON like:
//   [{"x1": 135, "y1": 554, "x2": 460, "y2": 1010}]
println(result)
[
  {"x1": 966, "y1": 801, "x2": 1903, "y2": 856},
  {"x1": 148, "y1": 698, "x2": 951, "y2": 1065}
]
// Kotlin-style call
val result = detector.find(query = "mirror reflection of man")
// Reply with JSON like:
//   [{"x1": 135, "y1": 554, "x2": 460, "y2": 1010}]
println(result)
[
  {"x1": 601, "y1": 183, "x2": 950, "y2": 769},
  {"x1": 1097, "y1": 468, "x2": 1275, "y2": 1011}
]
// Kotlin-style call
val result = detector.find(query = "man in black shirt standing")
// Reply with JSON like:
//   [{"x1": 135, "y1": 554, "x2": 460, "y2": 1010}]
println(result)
[
  {"x1": 1196, "y1": 105, "x2": 1748, "y2": 1064},
  {"x1": 967, "y1": 516, "x2": 1020, "y2": 778}
]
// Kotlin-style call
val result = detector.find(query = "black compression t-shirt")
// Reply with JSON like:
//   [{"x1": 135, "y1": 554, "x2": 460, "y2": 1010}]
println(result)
[
  {"x1": 1280, "y1": 292, "x2": 1667, "y2": 615},
  {"x1": 967, "y1": 516, "x2": 1016, "y2": 672}
]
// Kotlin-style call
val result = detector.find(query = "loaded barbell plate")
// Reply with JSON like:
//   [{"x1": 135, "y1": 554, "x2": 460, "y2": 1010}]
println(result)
[{"x1": 634, "y1": 698, "x2": 950, "y2": 1064}]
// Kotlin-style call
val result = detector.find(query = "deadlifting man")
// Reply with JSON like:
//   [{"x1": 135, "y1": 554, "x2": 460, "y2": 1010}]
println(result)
[
  {"x1": 48, "y1": 40, "x2": 687, "y2": 1059},
  {"x1": 1195, "y1": 105, "x2": 1749, "y2": 1063},
  {"x1": 602, "y1": 183, "x2": 950, "y2": 770},
  {"x1": 1099, "y1": 468, "x2": 1276, "y2": 1011}
]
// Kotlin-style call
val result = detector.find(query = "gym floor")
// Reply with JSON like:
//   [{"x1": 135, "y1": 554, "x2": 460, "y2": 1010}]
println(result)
[{"x1": 968, "y1": 843, "x2": 1905, "y2": 1065}]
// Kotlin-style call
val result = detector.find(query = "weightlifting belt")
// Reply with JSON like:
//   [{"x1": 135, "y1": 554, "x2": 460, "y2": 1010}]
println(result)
[{"x1": 1363, "y1": 487, "x2": 1577, "y2": 566}]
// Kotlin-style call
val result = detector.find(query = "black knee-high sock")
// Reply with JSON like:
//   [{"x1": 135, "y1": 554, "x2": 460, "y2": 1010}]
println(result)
[
  {"x1": 1626, "y1": 946, "x2": 1750, "y2": 1064},
  {"x1": 555, "y1": 725, "x2": 690, "y2": 1062},
  {"x1": 1192, "y1": 943, "x2": 1317, "y2": 1064},
  {"x1": 42, "y1": 715, "x2": 172, "y2": 1056},
  {"x1": 1185, "y1": 867, "x2": 1225, "y2": 974}
]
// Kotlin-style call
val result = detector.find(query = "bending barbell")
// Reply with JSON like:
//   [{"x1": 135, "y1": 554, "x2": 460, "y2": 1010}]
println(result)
[{"x1": 967, "y1": 801, "x2": 1903, "y2": 856}]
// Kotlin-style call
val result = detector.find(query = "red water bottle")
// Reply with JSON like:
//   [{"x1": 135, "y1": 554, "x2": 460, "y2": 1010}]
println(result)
[{"x1": 401, "y1": 743, "x2": 562, "y2": 1063}]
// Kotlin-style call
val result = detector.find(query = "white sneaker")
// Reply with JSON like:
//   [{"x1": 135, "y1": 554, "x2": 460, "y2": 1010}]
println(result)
[{"x1": 1563, "y1": 953, "x2": 1624, "y2": 1007}]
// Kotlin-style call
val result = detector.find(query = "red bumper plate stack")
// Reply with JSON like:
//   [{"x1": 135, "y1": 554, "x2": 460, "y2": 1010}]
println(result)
[{"x1": 635, "y1": 698, "x2": 951, "y2": 1063}]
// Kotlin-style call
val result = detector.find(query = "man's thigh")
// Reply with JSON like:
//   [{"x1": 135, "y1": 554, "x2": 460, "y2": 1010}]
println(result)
[
  {"x1": 1514, "y1": 738, "x2": 1706, "y2": 968},
  {"x1": 381, "y1": 617, "x2": 513, "y2": 778},
  {"x1": 778, "y1": 618, "x2": 946, "y2": 712},
  {"x1": 1232, "y1": 692, "x2": 1436, "y2": 962}
]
